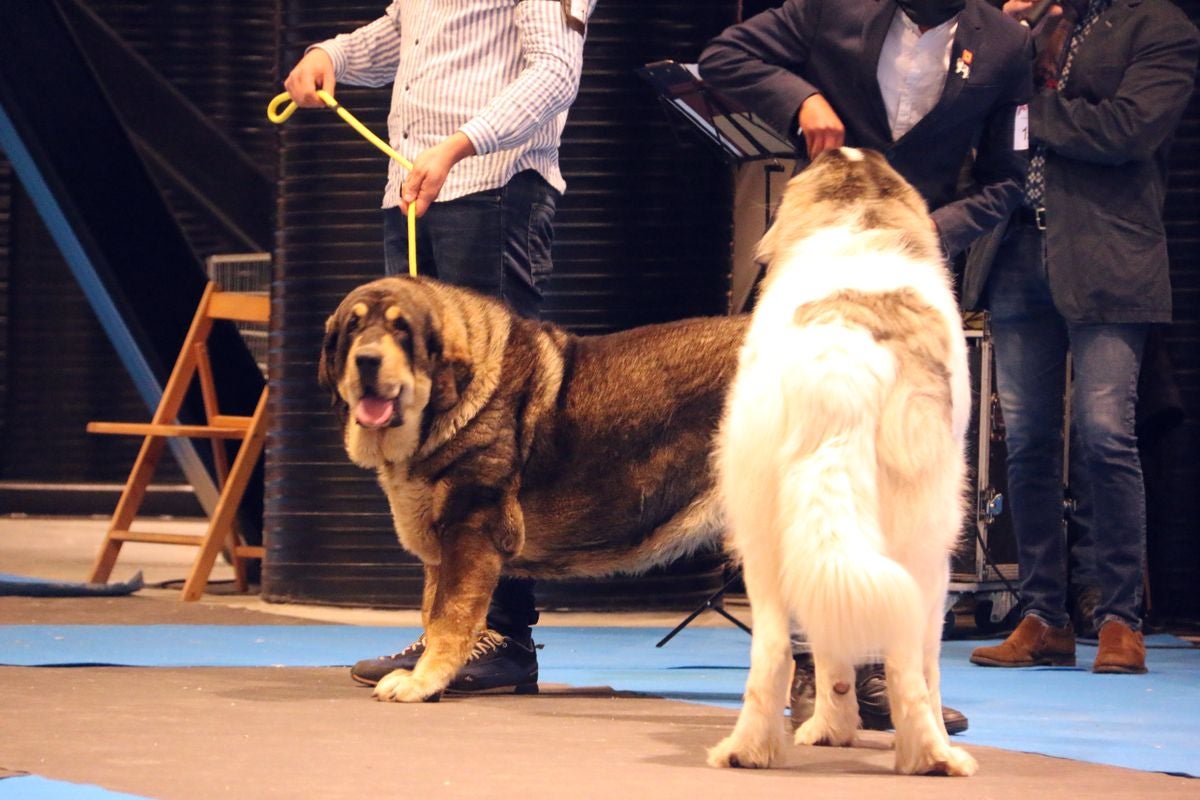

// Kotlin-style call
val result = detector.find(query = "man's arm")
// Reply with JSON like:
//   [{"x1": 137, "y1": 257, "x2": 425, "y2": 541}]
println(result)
[
  {"x1": 309, "y1": 3, "x2": 403, "y2": 90},
  {"x1": 698, "y1": 0, "x2": 825, "y2": 143},
  {"x1": 1033, "y1": 8, "x2": 1199, "y2": 165},
  {"x1": 457, "y1": 0, "x2": 591, "y2": 156},
  {"x1": 930, "y1": 35, "x2": 1034, "y2": 258},
  {"x1": 402, "y1": 0, "x2": 593, "y2": 216},
  {"x1": 283, "y1": 4, "x2": 403, "y2": 107}
]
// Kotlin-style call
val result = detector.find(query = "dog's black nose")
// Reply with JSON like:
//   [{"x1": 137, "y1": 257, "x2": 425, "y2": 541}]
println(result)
[{"x1": 355, "y1": 352, "x2": 382, "y2": 386}]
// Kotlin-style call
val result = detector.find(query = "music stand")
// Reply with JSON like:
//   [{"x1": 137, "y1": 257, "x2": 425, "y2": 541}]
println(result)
[
  {"x1": 638, "y1": 60, "x2": 796, "y2": 315},
  {"x1": 637, "y1": 60, "x2": 795, "y2": 165},
  {"x1": 637, "y1": 60, "x2": 795, "y2": 234},
  {"x1": 637, "y1": 61, "x2": 796, "y2": 647}
]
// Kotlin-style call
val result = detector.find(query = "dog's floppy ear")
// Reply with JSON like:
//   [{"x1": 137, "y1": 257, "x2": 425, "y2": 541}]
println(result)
[
  {"x1": 424, "y1": 304, "x2": 473, "y2": 414},
  {"x1": 318, "y1": 311, "x2": 349, "y2": 418}
]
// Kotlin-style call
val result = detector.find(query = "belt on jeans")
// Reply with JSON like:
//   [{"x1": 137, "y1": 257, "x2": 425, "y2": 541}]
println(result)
[{"x1": 1015, "y1": 205, "x2": 1047, "y2": 231}]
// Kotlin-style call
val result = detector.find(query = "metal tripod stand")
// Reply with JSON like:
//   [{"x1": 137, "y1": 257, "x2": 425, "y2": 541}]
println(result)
[{"x1": 655, "y1": 568, "x2": 752, "y2": 647}]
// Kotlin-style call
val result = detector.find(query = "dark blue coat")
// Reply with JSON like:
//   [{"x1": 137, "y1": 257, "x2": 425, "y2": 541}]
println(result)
[
  {"x1": 963, "y1": 0, "x2": 1199, "y2": 323},
  {"x1": 699, "y1": 0, "x2": 1033, "y2": 258}
]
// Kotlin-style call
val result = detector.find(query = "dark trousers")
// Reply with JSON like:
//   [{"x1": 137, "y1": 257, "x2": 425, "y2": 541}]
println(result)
[
  {"x1": 382, "y1": 169, "x2": 558, "y2": 641},
  {"x1": 382, "y1": 168, "x2": 559, "y2": 320}
]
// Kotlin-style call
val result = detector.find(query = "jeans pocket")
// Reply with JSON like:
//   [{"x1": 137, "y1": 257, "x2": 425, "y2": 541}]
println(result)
[{"x1": 526, "y1": 198, "x2": 557, "y2": 285}]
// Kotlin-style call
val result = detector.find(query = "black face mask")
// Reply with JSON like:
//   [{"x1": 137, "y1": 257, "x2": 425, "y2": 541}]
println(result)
[
  {"x1": 895, "y1": 0, "x2": 966, "y2": 28},
  {"x1": 1061, "y1": 0, "x2": 1091, "y2": 20}
]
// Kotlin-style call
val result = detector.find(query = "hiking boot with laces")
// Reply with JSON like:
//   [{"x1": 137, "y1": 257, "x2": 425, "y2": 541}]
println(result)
[
  {"x1": 854, "y1": 663, "x2": 969, "y2": 735},
  {"x1": 350, "y1": 629, "x2": 538, "y2": 695},
  {"x1": 350, "y1": 634, "x2": 428, "y2": 686},
  {"x1": 789, "y1": 654, "x2": 968, "y2": 735},
  {"x1": 447, "y1": 629, "x2": 539, "y2": 694}
]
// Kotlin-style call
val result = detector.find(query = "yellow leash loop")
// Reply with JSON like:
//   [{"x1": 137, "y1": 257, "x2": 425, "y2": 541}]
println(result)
[{"x1": 268, "y1": 89, "x2": 418, "y2": 277}]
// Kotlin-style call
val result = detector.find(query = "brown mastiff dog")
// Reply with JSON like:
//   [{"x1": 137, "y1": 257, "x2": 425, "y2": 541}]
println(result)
[{"x1": 320, "y1": 276, "x2": 746, "y2": 701}]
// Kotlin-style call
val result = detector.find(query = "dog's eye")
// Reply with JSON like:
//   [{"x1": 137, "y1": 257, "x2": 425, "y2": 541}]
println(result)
[{"x1": 388, "y1": 316, "x2": 411, "y2": 338}]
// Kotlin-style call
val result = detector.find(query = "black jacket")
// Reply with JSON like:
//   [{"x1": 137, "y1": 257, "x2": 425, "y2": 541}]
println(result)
[
  {"x1": 962, "y1": 0, "x2": 1200, "y2": 322},
  {"x1": 699, "y1": 0, "x2": 1033, "y2": 258}
]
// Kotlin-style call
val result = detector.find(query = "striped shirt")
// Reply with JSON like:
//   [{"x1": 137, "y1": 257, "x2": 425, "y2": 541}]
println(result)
[{"x1": 314, "y1": 0, "x2": 595, "y2": 208}]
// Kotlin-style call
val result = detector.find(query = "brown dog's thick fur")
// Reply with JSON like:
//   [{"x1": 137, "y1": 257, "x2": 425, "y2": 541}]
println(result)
[{"x1": 320, "y1": 276, "x2": 746, "y2": 701}]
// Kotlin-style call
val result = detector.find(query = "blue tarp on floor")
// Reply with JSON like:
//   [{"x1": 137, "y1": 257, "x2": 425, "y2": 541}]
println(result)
[{"x1": 0, "y1": 776, "x2": 153, "y2": 799}]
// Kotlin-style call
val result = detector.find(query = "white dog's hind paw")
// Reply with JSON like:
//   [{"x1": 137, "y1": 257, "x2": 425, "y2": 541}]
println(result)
[
  {"x1": 896, "y1": 744, "x2": 977, "y2": 777},
  {"x1": 707, "y1": 733, "x2": 780, "y2": 769},
  {"x1": 372, "y1": 669, "x2": 442, "y2": 703},
  {"x1": 794, "y1": 715, "x2": 857, "y2": 748}
]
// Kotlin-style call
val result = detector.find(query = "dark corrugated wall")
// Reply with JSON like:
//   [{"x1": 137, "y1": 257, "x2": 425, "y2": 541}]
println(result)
[
  {"x1": 0, "y1": 0, "x2": 277, "y2": 507},
  {"x1": 1150, "y1": 0, "x2": 1200, "y2": 621},
  {"x1": 0, "y1": 159, "x2": 9, "y2": 452},
  {"x1": 264, "y1": 1, "x2": 738, "y2": 608},
  {"x1": 78, "y1": 0, "x2": 279, "y2": 256},
  {"x1": 1, "y1": 183, "x2": 157, "y2": 485}
]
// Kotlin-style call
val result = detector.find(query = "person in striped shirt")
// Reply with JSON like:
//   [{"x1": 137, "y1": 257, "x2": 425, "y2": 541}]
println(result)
[{"x1": 284, "y1": 0, "x2": 596, "y2": 696}]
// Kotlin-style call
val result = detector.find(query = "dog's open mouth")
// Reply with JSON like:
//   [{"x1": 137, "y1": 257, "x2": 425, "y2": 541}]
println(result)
[{"x1": 354, "y1": 393, "x2": 402, "y2": 429}]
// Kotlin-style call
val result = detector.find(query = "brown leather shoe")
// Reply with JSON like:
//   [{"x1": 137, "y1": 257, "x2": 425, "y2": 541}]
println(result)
[
  {"x1": 970, "y1": 615, "x2": 1076, "y2": 667},
  {"x1": 1093, "y1": 620, "x2": 1148, "y2": 674}
]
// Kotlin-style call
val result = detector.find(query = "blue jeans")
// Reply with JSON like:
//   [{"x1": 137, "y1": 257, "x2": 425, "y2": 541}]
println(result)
[
  {"x1": 983, "y1": 222, "x2": 1147, "y2": 632},
  {"x1": 383, "y1": 169, "x2": 558, "y2": 640},
  {"x1": 382, "y1": 169, "x2": 559, "y2": 321}
]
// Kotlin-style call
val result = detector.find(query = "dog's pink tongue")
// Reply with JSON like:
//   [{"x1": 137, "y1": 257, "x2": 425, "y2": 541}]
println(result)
[{"x1": 354, "y1": 396, "x2": 395, "y2": 427}]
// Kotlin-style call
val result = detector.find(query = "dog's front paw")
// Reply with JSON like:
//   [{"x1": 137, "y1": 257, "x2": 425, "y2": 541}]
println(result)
[
  {"x1": 707, "y1": 732, "x2": 780, "y2": 769},
  {"x1": 794, "y1": 715, "x2": 857, "y2": 748},
  {"x1": 895, "y1": 743, "x2": 977, "y2": 777},
  {"x1": 373, "y1": 669, "x2": 443, "y2": 703},
  {"x1": 939, "y1": 746, "x2": 979, "y2": 777}
]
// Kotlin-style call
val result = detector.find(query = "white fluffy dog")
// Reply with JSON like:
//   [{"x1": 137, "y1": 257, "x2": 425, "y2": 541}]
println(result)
[{"x1": 708, "y1": 148, "x2": 976, "y2": 776}]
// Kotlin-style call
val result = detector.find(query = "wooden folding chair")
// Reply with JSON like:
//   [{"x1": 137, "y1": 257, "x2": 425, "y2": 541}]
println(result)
[{"x1": 87, "y1": 282, "x2": 268, "y2": 601}]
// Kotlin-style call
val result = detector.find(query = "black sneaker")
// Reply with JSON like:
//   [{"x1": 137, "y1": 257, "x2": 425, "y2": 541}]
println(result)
[
  {"x1": 788, "y1": 656, "x2": 968, "y2": 735},
  {"x1": 349, "y1": 629, "x2": 539, "y2": 695},
  {"x1": 350, "y1": 634, "x2": 427, "y2": 686},
  {"x1": 447, "y1": 629, "x2": 539, "y2": 695}
]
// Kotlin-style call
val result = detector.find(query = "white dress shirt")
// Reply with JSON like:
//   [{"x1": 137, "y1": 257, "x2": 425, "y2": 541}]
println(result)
[
  {"x1": 876, "y1": 10, "x2": 958, "y2": 140},
  {"x1": 315, "y1": 0, "x2": 595, "y2": 207}
]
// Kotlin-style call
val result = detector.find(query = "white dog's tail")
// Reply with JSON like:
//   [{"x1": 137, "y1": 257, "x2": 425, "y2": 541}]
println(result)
[{"x1": 766, "y1": 322, "x2": 923, "y2": 660}]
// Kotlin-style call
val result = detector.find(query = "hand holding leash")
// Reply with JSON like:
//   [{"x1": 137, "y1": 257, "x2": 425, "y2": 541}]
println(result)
[
  {"x1": 401, "y1": 132, "x2": 477, "y2": 218},
  {"x1": 268, "y1": 87, "x2": 419, "y2": 277},
  {"x1": 282, "y1": 48, "x2": 337, "y2": 109}
]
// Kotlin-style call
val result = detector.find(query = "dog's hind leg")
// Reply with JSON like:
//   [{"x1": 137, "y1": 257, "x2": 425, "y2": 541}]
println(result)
[
  {"x1": 885, "y1": 623, "x2": 977, "y2": 776},
  {"x1": 793, "y1": 650, "x2": 858, "y2": 748},
  {"x1": 708, "y1": 551, "x2": 792, "y2": 769},
  {"x1": 375, "y1": 534, "x2": 501, "y2": 703},
  {"x1": 918, "y1": 569, "x2": 952, "y2": 741}
]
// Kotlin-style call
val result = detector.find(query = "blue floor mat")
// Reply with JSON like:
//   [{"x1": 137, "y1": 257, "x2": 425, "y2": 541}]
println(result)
[
  {"x1": 2, "y1": 623, "x2": 1197, "y2": 777},
  {"x1": 0, "y1": 776, "x2": 152, "y2": 799},
  {"x1": 0, "y1": 571, "x2": 143, "y2": 597}
]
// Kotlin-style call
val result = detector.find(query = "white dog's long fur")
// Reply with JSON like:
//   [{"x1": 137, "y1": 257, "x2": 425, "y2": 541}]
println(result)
[{"x1": 708, "y1": 149, "x2": 976, "y2": 776}]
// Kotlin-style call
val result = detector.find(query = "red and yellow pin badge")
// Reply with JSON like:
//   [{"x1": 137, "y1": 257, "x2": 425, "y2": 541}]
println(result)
[{"x1": 955, "y1": 49, "x2": 973, "y2": 79}]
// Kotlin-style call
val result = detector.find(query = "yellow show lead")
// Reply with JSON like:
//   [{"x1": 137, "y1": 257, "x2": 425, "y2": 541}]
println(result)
[{"x1": 268, "y1": 89, "x2": 418, "y2": 277}]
